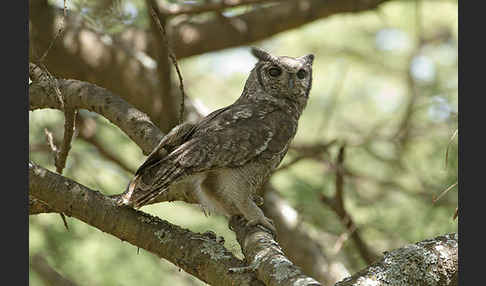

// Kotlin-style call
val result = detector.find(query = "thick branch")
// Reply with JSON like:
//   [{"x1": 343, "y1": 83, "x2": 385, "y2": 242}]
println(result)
[
  {"x1": 29, "y1": 76, "x2": 163, "y2": 155},
  {"x1": 335, "y1": 233, "x2": 458, "y2": 286},
  {"x1": 29, "y1": 0, "x2": 391, "y2": 124},
  {"x1": 169, "y1": 0, "x2": 391, "y2": 58},
  {"x1": 29, "y1": 161, "x2": 263, "y2": 286},
  {"x1": 229, "y1": 216, "x2": 321, "y2": 286},
  {"x1": 262, "y1": 188, "x2": 347, "y2": 286}
]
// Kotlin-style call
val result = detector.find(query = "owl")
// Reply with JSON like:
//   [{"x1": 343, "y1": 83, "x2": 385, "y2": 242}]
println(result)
[{"x1": 118, "y1": 47, "x2": 314, "y2": 235}]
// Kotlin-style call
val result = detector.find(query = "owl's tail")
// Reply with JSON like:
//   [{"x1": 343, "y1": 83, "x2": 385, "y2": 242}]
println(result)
[{"x1": 119, "y1": 160, "x2": 184, "y2": 209}]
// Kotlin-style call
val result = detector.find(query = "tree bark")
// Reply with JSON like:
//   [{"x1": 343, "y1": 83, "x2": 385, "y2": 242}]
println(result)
[
  {"x1": 29, "y1": 161, "x2": 264, "y2": 286},
  {"x1": 335, "y1": 233, "x2": 458, "y2": 286}
]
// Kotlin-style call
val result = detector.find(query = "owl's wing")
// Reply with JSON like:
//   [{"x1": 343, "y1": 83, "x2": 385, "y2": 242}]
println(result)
[
  {"x1": 118, "y1": 106, "x2": 231, "y2": 206},
  {"x1": 118, "y1": 121, "x2": 195, "y2": 206}
]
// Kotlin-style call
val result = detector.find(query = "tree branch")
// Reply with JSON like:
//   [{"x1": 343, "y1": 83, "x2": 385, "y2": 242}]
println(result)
[
  {"x1": 335, "y1": 233, "x2": 458, "y2": 286},
  {"x1": 29, "y1": 161, "x2": 264, "y2": 286},
  {"x1": 168, "y1": 0, "x2": 391, "y2": 58},
  {"x1": 29, "y1": 0, "x2": 392, "y2": 126},
  {"x1": 320, "y1": 145, "x2": 380, "y2": 265},
  {"x1": 29, "y1": 74, "x2": 163, "y2": 155},
  {"x1": 262, "y1": 187, "x2": 348, "y2": 285},
  {"x1": 229, "y1": 216, "x2": 321, "y2": 286}
]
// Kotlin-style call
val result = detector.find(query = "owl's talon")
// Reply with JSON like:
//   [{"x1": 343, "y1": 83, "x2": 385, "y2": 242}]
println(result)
[
  {"x1": 246, "y1": 218, "x2": 277, "y2": 238},
  {"x1": 252, "y1": 194, "x2": 264, "y2": 206}
]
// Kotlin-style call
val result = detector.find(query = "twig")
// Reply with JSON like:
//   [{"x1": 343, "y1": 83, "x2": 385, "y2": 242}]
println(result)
[
  {"x1": 55, "y1": 108, "x2": 77, "y2": 174},
  {"x1": 332, "y1": 223, "x2": 356, "y2": 255},
  {"x1": 35, "y1": 1, "x2": 68, "y2": 108},
  {"x1": 42, "y1": 99, "x2": 76, "y2": 231},
  {"x1": 149, "y1": 2, "x2": 186, "y2": 124},
  {"x1": 445, "y1": 128, "x2": 458, "y2": 169},
  {"x1": 452, "y1": 207, "x2": 458, "y2": 220},
  {"x1": 335, "y1": 144, "x2": 346, "y2": 211},
  {"x1": 274, "y1": 141, "x2": 336, "y2": 173},
  {"x1": 44, "y1": 128, "x2": 58, "y2": 153},
  {"x1": 320, "y1": 144, "x2": 379, "y2": 264},
  {"x1": 432, "y1": 181, "x2": 457, "y2": 204}
]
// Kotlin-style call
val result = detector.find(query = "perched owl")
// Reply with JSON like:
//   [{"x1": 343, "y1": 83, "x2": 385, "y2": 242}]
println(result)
[{"x1": 119, "y1": 47, "x2": 314, "y2": 234}]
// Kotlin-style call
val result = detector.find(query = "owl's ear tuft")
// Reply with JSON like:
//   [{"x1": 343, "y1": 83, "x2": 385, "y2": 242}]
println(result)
[
  {"x1": 300, "y1": 54, "x2": 314, "y2": 66},
  {"x1": 251, "y1": 47, "x2": 275, "y2": 62}
]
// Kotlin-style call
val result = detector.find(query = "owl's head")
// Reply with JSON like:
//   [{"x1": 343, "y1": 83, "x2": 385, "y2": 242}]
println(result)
[{"x1": 244, "y1": 47, "x2": 314, "y2": 107}]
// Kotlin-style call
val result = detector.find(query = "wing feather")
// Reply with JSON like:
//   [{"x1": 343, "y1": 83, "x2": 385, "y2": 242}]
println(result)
[{"x1": 121, "y1": 103, "x2": 293, "y2": 208}]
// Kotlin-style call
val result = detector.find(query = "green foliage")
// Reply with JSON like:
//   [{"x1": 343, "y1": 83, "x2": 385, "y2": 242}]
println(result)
[{"x1": 31, "y1": 0, "x2": 457, "y2": 284}]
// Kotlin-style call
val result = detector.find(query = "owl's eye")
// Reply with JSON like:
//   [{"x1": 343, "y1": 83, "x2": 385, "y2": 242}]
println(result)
[
  {"x1": 297, "y1": 69, "x2": 307, "y2": 79},
  {"x1": 268, "y1": 67, "x2": 282, "y2": 77}
]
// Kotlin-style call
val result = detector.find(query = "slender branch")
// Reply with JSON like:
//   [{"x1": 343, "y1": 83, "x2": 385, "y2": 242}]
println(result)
[
  {"x1": 149, "y1": 1, "x2": 186, "y2": 124},
  {"x1": 274, "y1": 141, "x2": 336, "y2": 173},
  {"x1": 29, "y1": 161, "x2": 263, "y2": 286},
  {"x1": 55, "y1": 108, "x2": 77, "y2": 173},
  {"x1": 320, "y1": 145, "x2": 380, "y2": 265},
  {"x1": 146, "y1": 0, "x2": 178, "y2": 131},
  {"x1": 334, "y1": 145, "x2": 346, "y2": 212}
]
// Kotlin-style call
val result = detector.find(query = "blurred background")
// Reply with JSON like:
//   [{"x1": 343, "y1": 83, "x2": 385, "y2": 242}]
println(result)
[{"x1": 29, "y1": 0, "x2": 458, "y2": 285}]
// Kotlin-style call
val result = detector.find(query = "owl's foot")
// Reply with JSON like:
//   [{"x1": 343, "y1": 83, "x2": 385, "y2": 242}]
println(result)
[
  {"x1": 247, "y1": 217, "x2": 277, "y2": 238},
  {"x1": 251, "y1": 194, "x2": 264, "y2": 206}
]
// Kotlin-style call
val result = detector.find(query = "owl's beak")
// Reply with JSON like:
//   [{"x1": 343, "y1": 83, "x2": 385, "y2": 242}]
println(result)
[{"x1": 288, "y1": 77, "x2": 295, "y2": 89}]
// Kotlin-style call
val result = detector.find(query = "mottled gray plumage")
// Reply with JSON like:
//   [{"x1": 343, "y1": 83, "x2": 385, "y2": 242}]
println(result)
[{"x1": 119, "y1": 48, "x2": 314, "y2": 234}]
